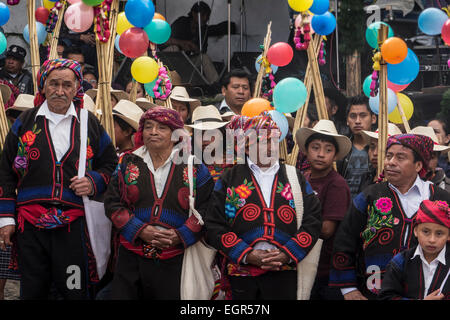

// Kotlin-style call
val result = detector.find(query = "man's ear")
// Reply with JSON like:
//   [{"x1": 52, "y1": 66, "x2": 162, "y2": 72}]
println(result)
[
  {"x1": 221, "y1": 86, "x2": 227, "y2": 96},
  {"x1": 415, "y1": 160, "x2": 423, "y2": 174},
  {"x1": 371, "y1": 114, "x2": 377, "y2": 125}
]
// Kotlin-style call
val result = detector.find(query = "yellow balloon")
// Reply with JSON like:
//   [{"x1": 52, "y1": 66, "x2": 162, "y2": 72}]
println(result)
[
  {"x1": 388, "y1": 93, "x2": 414, "y2": 124},
  {"x1": 288, "y1": 0, "x2": 313, "y2": 12},
  {"x1": 116, "y1": 12, "x2": 134, "y2": 35},
  {"x1": 43, "y1": 0, "x2": 55, "y2": 10},
  {"x1": 131, "y1": 56, "x2": 159, "y2": 84}
]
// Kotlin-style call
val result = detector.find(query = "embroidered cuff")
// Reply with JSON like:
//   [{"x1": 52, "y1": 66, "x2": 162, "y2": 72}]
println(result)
[
  {"x1": 280, "y1": 236, "x2": 310, "y2": 264},
  {"x1": 0, "y1": 199, "x2": 16, "y2": 217},
  {"x1": 86, "y1": 171, "x2": 107, "y2": 196},
  {"x1": 176, "y1": 225, "x2": 199, "y2": 248},
  {"x1": 121, "y1": 216, "x2": 147, "y2": 245},
  {"x1": 328, "y1": 268, "x2": 357, "y2": 288}
]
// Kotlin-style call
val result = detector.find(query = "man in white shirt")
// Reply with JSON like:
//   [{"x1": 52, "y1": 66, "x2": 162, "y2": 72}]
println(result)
[
  {"x1": 216, "y1": 69, "x2": 252, "y2": 116},
  {"x1": 0, "y1": 59, "x2": 117, "y2": 299},
  {"x1": 330, "y1": 133, "x2": 450, "y2": 300}
]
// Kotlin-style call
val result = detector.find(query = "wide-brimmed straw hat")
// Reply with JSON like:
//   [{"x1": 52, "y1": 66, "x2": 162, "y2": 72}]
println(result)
[
  {"x1": 169, "y1": 86, "x2": 201, "y2": 110},
  {"x1": 5, "y1": 94, "x2": 34, "y2": 115},
  {"x1": 361, "y1": 123, "x2": 402, "y2": 145},
  {"x1": 86, "y1": 87, "x2": 129, "y2": 103},
  {"x1": 295, "y1": 119, "x2": 352, "y2": 160},
  {"x1": 112, "y1": 99, "x2": 144, "y2": 131},
  {"x1": 83, "y1": 93, "x2": 96, "y2": 113},
  {"x1": 135, "y1": 97, "x2": 158, "y2": 111},
  {"x1": 0, "y1": 83, "x2": 12, "y2": 105},
  {"x1": 410, "y1": 126, "x2": 450, "y2": 152},
  {"x1": 186, "y1": 105, "x2": 229, "y2": 131}
]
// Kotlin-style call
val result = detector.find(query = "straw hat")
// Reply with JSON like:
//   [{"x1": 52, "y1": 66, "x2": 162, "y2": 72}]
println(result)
[
  {"x1": 0, "y1": 84, "x2": 12, "y2": 104},
  {"x1": 135, "y1": 97, "x2": 158, "y2": 111},
  {"x1": 186, "y1": 105, "x2": 229, "y2": 131},
  {"x1": 86, "y1": 88, "x2": 129, "y2": 103},
  {"x1": 410, "y1": 126, "x2": 450, "y2": 152},
  {"x1": 169, "y1": 70, "x2": 183, "y2": 86},
  {"x1": 361, "y1": 123, "x2": 402, "y2": 145},
  {"x1": 112, "y1": 99, "x2": 144, "y2": 131},
  {"x1": 169, "y1": 86, "x2": 201, "y2": 111},
  {"x1": 83, "y1": 94, "x2": 96, "y2": 113},
  {"x1": 295, "y1": 119, "x2": 352, "y2": 160},
  {"x1": 5, "y1": 94, "x2": 34, "y2": 113}
]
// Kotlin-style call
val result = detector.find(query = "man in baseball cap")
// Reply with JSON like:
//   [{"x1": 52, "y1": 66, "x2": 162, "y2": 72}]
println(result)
[{"x1": 0, "y1": 45, "x2": 33, "y2": 94}]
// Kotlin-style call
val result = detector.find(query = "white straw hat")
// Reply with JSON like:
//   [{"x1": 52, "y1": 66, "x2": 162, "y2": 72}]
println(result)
[
  {"x1": 135, "y1": 97, "x2": 158, "y2": 111},
  {"x1": 83, "y1": 94, "x2": 96, "y2": 113},
  {"x1": 112, "y1": 99, "x2": 144, "y2": 131},
  {"x1": 186, "y1": 105, "x2": 229, "y2": 130},
  {"x1": 169, "y1": 86, "x2": 201, "y2": 110},
  {"x1": 295, "y1": 119, "x2": 352, "y2": 160},
  {"x1": 410, "y1": 126, "x2": 450, "y2": 152},
  {"x1": 6, "y1": 94, "x2": 34, "y2": 112},
  {"x1": 86, "y1": 88, "x2": 129, "y2": 103},
  {"x1": 361, "y1": 123, "x2": 402, "y2": 145}
]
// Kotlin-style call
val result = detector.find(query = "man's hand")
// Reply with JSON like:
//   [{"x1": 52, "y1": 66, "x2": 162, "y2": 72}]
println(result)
[
  {"x1": 70, "y1": 176, "x2": 94, "y2": 196},
  {"x1": 424, "y1": 289, "x2": 444, "y2": 300},
  {"x1": 246, "y1": 249, "x2": 289, "y2": 270},
  {"x1": 139, "y1": 225, "x2": 181, "y2": 249},
  {"x1": 343, "y1": 290, "x2": 368, "y2": 300},
  {"x1": 0, "y1": 225, "x2": 15, "y2": 251}
]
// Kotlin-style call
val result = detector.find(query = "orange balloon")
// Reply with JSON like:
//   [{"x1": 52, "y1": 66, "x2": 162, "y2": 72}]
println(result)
[
  {"x1": 153, "y1": 13, "x2": 166, "y2": 21},
  {"x1": 381, "y1": 37, "x2": 408, "y2": 64},
  {"x1": 241, "y1": 98, "x2": 273, "y2": 117}
]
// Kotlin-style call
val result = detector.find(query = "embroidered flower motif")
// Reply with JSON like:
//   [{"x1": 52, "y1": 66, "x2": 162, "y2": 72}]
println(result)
[
  {"x1": 277, "y1": 182, "x2": 294, "y2": 201},
  {"x1": 393, "y1": 217, "x2": 400, "y2": 225},
  {"x1": 182, "y1": 166, "x2": 197, "y2": 188},
  {"x1": 14, "y1": 156, "x2": 28, "y2": 169},
  {"x1": 21, "y1": 130, "x2": 37, "y2": 147},
  {"x1": 289, "y1": 199, "x2": 295, "y2": 209},
  {"x1": 225, "y1": 179, "x2": 255, "y2": 221},
  {"x1": 86, "y1": 145, "x2": 94, "y2": 160},
  {"x1": 225, "y1": 203, "x2": 237, "y2": 219},
  {"x1": 235, "y1": 184, "x2": 252, "y2": 199},
  {"x1": 375, "y1": 197, "x2": 393, "y2": 214},
  {"x1": 15, "y1": 124, "x2": 41, "y2": 176},
  {"x1": 124, "y1": 163, "x2": 140, "y2": 185}
]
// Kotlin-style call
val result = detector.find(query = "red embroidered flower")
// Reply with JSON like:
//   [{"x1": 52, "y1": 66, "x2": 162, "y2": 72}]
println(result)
[
  {"x1": 86, "y1": 145, "x2": 94, "y2": 160},
  {"x1": 375, "y1": 197, "x2": 393, "y2": 214},
  {"x1": 281, "y1": 183, "x2": 293, "y2": 201},
  {"x1": 21, "y1": 131, "x2": 36, "y2": 146},
  {"x1": 235, "y1": 184, "x2": 252, "y2": 199}
]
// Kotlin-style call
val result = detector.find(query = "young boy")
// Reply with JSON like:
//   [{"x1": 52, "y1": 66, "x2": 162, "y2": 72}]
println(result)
[
  {"x1": 296, "y1": 120, "x2": 352, "y2": 300},
  {"x1": 378, "y1": 200, "x2": 450, "y2": 300}
]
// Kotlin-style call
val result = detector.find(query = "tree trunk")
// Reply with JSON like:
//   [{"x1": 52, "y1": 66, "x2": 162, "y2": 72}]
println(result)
[{"x1": 345, "y1": 50, "x2": 361, "y2": 97}]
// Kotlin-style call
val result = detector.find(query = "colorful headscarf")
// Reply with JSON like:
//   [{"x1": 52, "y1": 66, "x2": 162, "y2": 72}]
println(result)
[
  {"x1": 34, "y1": 58, "x2": 84, "y2": 108},
  {"x1": 226, "y1": 112, "x2": 279, "y2": 135},
  {"x1": 415, "y1": 200, "x2": 450, "y2": 229},
  {"x1": 386, "y1": 133, "x2": 434, "y2": 178},
  {"x1": 134, "y1": 106, "x2": 185, "y2": 148}
]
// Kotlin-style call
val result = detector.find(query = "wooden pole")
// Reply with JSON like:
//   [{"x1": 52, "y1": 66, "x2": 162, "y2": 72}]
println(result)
[
  {"x1": 48, "y1": 2, "x2": 67, "y2": 60},
  {"x1": 0, "y1": 93, "x2": 9, "y2": 150},
  {"x1": 253, "y1": 22, "x2": 272, "y2": 98},
  {"x1": 307, "y1": 34, "x2": 328, "y2": 121},
  {"x1": 396, "y1": 99, "x2": 411, "y2": 133},
  {"x1": 27, "y1": 0, "x2": 41, "y2": 95},
  {"x1": 377, "y1": 25, "x2": 389, "y2": 178}
]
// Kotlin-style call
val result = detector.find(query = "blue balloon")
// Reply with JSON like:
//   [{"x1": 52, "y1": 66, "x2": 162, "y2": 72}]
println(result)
[
  {"x1": 363, "y1": 75, "x2": 373, "y2": 98},
  {"x1": 144, "y1": 19, "x2": 171, "y2": 45},
  {"x1": 255, "y1": 54, "x2": 278, "y2": 75},
  {"x1": 0, "y1": 3, "x2": 10, "y2": 26},
  {"x1": 114, "y1": 35, "x2": 123, "y2": 54},
  {"x1": 125, "y1": 0, "x2": 155, "y2": 28},
  {"x1": 0, "y1": 32, "x2": 6, "y2": 55},
  {"x1": 365, "y1": 21, "x2": 394, "y2": 49},
  {"x1": 418, "y1": 8, "x2": 448, "y2": 36},
  {"x1": 369, "y1": 88, "x2": 397, "y2": 115},
  {"x1": 311, "y1": 11, "x2": 336, "y2": 36},
  {"x1": 309, "y1": 0, "x2": 329, "y2": 15},
  {"x1": 23, "y1": 22, "x2": 47, "y2": 45},
  {"x1": 268, "y1": 110, "x2": 289, "y2": 141},
  {"x1": 387, "y1": 48, "x2": 419, "y2": 85},
  {"x1": 273, "y1": 77, "x2": 307, "y2": 113},
  {"x1": 144, "y1": 79, "x2": 158, "y2": 98}
]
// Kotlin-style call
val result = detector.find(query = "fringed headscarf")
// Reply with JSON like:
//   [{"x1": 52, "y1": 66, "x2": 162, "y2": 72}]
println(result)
[
  {"x1": 386, "y1": 134, "x2": 434, "y2": 179},
  {"x1": 226, "y1": 112, "x2": 279, "y2": 136},
  {"x1": 34, "y1": 58, "x2": 84, "y2": 108}
]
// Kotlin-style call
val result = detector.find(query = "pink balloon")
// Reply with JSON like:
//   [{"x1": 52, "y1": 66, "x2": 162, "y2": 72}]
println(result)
[
  {"x1": 64, "y1": 3, "x2": 94, "y2": 33},
  {"x1": 267, "y1": 42, "x2": 294, "y2": 67},
  {"x1": 387, "y1": 80, "x2": 409, "y2": 92},
  {"x1": 448, "y1": 58, "x2": 450, "y2": 68},
  {"x1": 294, "y1": 14, "x2": 315, "y2": 34},
  {"x1": 67, "y1": 0, "x2": 81, "y2": 4}
]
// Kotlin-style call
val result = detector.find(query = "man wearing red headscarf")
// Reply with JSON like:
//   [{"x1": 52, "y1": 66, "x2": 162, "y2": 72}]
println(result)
[
  {"x1": 0, "y1": 59, "x2": 117, "y2": 299},
  {"x1": 330, "y1": 134, "x2": 450, "y2": 300}
]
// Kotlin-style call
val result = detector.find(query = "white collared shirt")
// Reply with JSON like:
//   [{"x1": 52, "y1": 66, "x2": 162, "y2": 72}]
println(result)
[
  {"x1": 219, "y1": 99, "x2": 233, "y2": 114},
  {"x1": 0, "y1": 101, "x2": 78, "y2": 229},
  {"x1": 35, "y1": 100, "x2": 79, "y2": 162},
  {"x1": 412, "y1": 245, "x2": 447, "y2": 298}
]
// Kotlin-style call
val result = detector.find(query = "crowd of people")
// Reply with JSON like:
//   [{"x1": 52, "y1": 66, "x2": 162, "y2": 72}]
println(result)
[{"x1": 0, "y1": 2, "x2": 449, "y2": 302}]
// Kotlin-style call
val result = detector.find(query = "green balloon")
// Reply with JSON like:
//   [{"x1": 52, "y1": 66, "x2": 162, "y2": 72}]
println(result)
[
  {"x1": 82, "y1": 0, "x2": 104, "y2": 7},
  {"x1": 363, "y1": 75, "x2": 372, "y2": 98},
  {"x1": 365, "y1": 21, "x2": 394, "y2": 49}
]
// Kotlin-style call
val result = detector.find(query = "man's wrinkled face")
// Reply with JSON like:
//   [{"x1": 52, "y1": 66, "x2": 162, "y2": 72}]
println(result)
[
  {"x1": 5, "y1": 56, "x2": 23, "y2": 74},
  {"x1": 43, "y1": 68, "x2": 79, "y2": 114},
  {"x1": 142, "y1": 119, "x2": 174, "y2": 151}
]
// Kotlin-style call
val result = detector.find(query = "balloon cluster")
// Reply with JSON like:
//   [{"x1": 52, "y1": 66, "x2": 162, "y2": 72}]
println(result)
[
  {"x1": 0, "y1": 3, "x2": 10, "y2": 55},
  {"x1": 363, "y1": 20, "x2": 421, "y2": 121}
]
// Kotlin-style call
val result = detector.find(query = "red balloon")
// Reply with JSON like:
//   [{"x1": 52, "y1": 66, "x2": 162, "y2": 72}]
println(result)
[
  {"x1": 35, "y1": 7, "x2": 50, "y2": 25},
  {"x1": 442, "y1": 19, "x2": 450, "y2": 46},
  {"x1": 118, "y1": 27, "x2": 149, "y2": 59},
  {"x1": 266, "y1": 42, "x2": 293, "y2": 67},
  {"x1": 387, "y1": 80, "x2": 409, "y2": 92}
]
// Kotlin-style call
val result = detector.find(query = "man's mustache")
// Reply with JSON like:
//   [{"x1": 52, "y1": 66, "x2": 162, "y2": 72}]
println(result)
[{"x1": 48, "y1": 94, "x2": 68, "y2": 102}]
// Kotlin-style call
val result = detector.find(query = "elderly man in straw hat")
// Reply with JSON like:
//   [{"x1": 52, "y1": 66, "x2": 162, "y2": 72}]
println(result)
[
  {"x1": 0, "y1": 58, "x2": 118, "y2": 299},
  {"x1": 410, "y1": 126, "x2": 450, "y2": 192},
  {"x1": 104, "y1": 106, "x2": 214, "y2": 299},
  {"x1": 330, "y1": 133, "x2": 450, "y2": 300},
  {"x1": 112, "y1": 100, "x2": 144, "y2": 156},
  {"x1": 186, "y1": 105, "x2": 232, "y2": 182},
  {"x1": 295, "y1": 119, "x2": 352, "y2": 300},
  {"x1": 205, "y1": 113, "x2": 322, "y2": 300}
]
